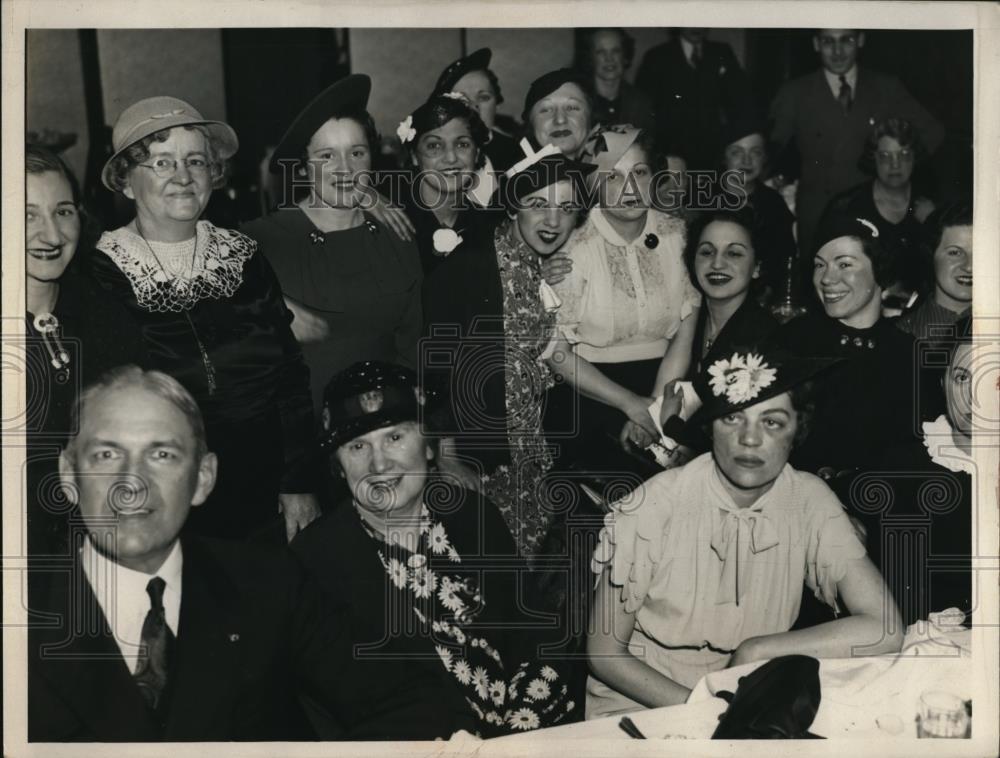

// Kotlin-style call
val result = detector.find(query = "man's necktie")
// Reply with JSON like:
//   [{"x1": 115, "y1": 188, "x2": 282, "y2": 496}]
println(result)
[
  {"x1": 837, "y1": 74, "x2": 853, "y2": 112},
  {"x1": 134, "y1": 576, "x2": 174, "y2": 711}
]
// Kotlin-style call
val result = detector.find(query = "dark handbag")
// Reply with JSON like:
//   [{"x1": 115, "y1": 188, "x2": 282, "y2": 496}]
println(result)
[{"x1": 711, "y1": 655, "x2": 824, "y2": 739}]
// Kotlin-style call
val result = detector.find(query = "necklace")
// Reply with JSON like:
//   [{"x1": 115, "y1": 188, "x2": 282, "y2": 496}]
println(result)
[{"x1": 133, "y1": 221, "x2": 218, "y2": 395}]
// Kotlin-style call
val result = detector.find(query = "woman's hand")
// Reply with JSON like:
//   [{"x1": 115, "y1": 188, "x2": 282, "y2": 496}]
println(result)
[
  {"x1": 727, "y1": 637, "x2": 765, "y2": 669},
  {"x1": 619, "y1": 396, "x2": 659, "y2": 451},
  {"x1": 285, "y1": 298, "x2": 329, "y2": 344},
  {"x1": 541, "y1": 252, "x2": 573, "y2": 285},
  {"x1": 658, "y1": 380, "x2": 684, "y2": 427},
  {"x1": 369, "y1": 193, "x2": 416, "y2": 241},
  {"x1": 278, "y1": 492, "x2": 321, "y2": 542}
]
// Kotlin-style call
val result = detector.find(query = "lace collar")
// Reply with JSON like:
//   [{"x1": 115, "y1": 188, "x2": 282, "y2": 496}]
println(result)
[
  {"x1": 589, "y1": 206, "x2": 658, "y2": 248},
  {"x1": 96, "y1": 220, "x2": 255, "y2": 313},
  {"x1": 922, "y1": 415, "x2": 975, "y2": 475}
]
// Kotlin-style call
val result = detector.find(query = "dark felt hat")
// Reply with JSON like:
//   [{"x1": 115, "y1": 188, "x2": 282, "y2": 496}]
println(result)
[
  {"x1": 720, "y1": 112, "x2": 769, "y2": 152},
  {"x1": 521, "y1": 68, "x2": 591, "y2": 124},
  {"x1": 320, "y1": 360, "x2": 420, "y2": 450},
  {"x1": 812, "y1": 211, "x2": 881, "y2": 255},
  {"x1": 504, "y1": 145, "x2": 597, "y2": 206},
  {"x1": 685, "y1": 346, "x2": 838, "y2": 431},
  {"x1": 269, "y1": 74, "x2": 372, "y2": 174},
  {"x1": 434, "y1": 47, "x2": 493, "y2": 95}
]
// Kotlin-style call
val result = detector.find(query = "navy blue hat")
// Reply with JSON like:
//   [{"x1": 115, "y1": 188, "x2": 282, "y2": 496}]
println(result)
[
  {"x1": 812, "y1": 212, "x2": 881, "y2": 256},
  {"x1": 434, "y1": 47, "x2": 493, "y2": 95},
  {"x1": 320, "y1": 361, "x2": 420, "y2": 449},
  {"x1": 521, "y1": 68, "x2": 591, "y2": 125},
  {"x1": 270, "y1": 74, "x2": 371, "y2": 173}
]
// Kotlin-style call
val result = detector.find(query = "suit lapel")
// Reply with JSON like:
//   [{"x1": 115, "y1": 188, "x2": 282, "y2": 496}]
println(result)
[
  {"x1": 32, "y1": 558, "x2": 162, "y2": 740},
  {"x1": 160, "y1": 537, "x2": 244, "y2": 739}
]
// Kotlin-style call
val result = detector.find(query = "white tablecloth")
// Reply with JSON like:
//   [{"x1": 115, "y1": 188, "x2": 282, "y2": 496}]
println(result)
[{"x1": 493, "y1": 624, "x2": 971, "y2": 742}]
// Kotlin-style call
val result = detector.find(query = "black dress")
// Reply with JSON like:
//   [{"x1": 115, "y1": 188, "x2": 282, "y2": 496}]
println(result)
[
  {"x1": 290, "y1": 483, "x2": 577, "y2": 739},
  {"x1": 25, "y1": 269, "x2": 150, "y2": 556},
  {"x1": 90, "y1": 221, "x2": 317, "y2": 541}
]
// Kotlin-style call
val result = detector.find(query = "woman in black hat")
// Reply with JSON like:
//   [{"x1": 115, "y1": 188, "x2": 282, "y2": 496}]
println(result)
[
  {"x1": 396, "y1": 92, "x2": 505, "y2": 275},
  {"x1": 717, "y1": 116, "x2": 798, "y2": 308},
  {"x1": 772, "y1": 213, "x2": 923, "y2": 481},
  {"x1": 586, "y1": 346, "x2": 902, "y2": 719},
  {"x1": 422, "y1": 148, "x2": 595, "y2": 558},
  {"x1": 433, "y1": 47, "x2": 520, "y2": 172},
  {"x1": 522, "y1": 68, "x2": 596, "y2": 160},
  {"x1": 290, "y1": 360, "x2": 577, "y2": 739},
  {"x1": 91, "y1": 95, "x2": 318, "y2": 543},
  {"x1": 242, "y1": 75, "x2": 423, "y2": 415}
]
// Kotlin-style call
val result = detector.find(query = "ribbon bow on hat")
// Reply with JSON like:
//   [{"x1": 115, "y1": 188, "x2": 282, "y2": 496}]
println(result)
[
  {"x1": 504, "y1": 138, "x2": 562, "y2": 178},
  {"x1": 710, "y1": 503, "x2": 780, "y2": 606}
]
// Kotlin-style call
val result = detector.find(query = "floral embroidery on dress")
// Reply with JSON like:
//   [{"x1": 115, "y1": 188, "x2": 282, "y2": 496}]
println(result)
[
  {"x1": 96, "y1": 221, "x2": 255, "y2": 313},
  {"x1": 364, "y1": 501, "x2": 573, "y2": 737},
  {"x1": 486, "y1": 221, "x2": 558, "y2": 558}
]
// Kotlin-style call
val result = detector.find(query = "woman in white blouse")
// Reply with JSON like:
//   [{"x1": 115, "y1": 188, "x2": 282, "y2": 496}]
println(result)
[{"x1": 548, "y1": 126, "x2": 700, "y2": 459}]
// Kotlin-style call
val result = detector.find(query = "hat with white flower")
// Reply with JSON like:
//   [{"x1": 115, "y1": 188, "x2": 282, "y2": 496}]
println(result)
[
  {"x1": 686, "y1": 346, "x2": 838, "y2": 429},
  {"x1": 320, "y1": 360, "x2": 423, "y2": 449}
]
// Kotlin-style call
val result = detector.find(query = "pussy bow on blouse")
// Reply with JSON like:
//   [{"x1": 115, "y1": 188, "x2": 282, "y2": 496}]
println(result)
[{"x1": 709, "y1": 487, "x2": 781, "y2": 606}]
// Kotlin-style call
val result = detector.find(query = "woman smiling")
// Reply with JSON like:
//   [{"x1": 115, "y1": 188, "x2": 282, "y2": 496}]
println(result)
[{"x1": 586, "y1": 346, "x2": 901, "y2": 718}]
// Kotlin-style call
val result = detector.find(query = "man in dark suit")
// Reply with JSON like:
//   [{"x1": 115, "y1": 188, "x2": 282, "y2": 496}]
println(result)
[
  {"x1": 28, "y1": 365, "x2": 350, "y2": 741},
  {"x1": 769, "y1": 28, "x2": 945, "y2": 257},
  {"x1": 635, "y1": 28, "x2": 751, "y2": 171}
]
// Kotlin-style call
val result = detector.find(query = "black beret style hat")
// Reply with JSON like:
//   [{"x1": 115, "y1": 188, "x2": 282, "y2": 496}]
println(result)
[
  {"x1": 720, "y1": 111, "x2": 769, "y2": 152},
  {"x1": 812, "y1": 211, "x2": 882, "y2": 256},
  {"x1": 505, "y1": 149, "x2": 597, "y2": 206},
  {"x1": 434, "y1": 47, "x2": 493, "y2": 95},
  {"x1": 684, "y1": 346, "x2": 839, "y2": 431},
  {"x1": 270, "y1": 74, "x2": 372, "y2": 174},
  {"x1": 320, "y1": 360, "x2": 420, "y2": 450},
  {"x1": 521, "y1": 68, "x2": 591, "y2": 124}
]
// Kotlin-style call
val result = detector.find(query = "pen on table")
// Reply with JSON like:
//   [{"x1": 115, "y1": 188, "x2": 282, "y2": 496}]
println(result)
[{"x1": 619, "y1": 716, "x2": 647, "y2": 739}]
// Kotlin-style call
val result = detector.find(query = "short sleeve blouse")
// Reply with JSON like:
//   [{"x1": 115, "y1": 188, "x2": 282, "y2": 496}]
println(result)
[
  {"x1": 553, "y1": 208, "x2": 700, "y2": 363},
  {"x1": 591, "y1": 453, "x2": 865, "y2": 653}
]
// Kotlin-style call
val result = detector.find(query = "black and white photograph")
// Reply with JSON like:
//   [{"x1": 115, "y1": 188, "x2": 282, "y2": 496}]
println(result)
[{"x1": 2, "y1": 1, "x2": 998, "y2": 755}]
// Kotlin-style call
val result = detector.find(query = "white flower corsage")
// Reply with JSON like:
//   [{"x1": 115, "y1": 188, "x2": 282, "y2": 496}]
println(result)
[
  {"x1": 707, "y1": 352, "x2": 777, "y2": 405},
  {"x1": 396, "y1": 115, "x2": 416, "y2": 144},
  {"x1": 432, "y1": 228, "x2": 463, "y2": 255}
]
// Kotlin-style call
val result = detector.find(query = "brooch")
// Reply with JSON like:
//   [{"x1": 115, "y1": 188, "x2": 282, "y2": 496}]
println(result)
[
  {"x1": 309, "y1": 230, "x2": 325, "y2": 245},
  {"x1": 365, "y1": 220, "x2": 379, "y2": 235},
  {"x1": 644, "y1": 233, "x2": 659, "y2": 249}
]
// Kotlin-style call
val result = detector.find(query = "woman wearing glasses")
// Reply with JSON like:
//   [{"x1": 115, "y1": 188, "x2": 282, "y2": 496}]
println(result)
[{"x1": 90, "y1": 96, "x2": 320, "y2": 544}]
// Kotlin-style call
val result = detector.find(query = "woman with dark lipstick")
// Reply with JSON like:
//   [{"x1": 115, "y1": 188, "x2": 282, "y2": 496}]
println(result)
[{"x1": 585, "y1": 346, "x2": 901, "y2": 718}]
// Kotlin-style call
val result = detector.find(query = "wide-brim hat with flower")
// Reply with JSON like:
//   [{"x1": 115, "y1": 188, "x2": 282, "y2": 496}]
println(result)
[
  {"x1": 320, "y1": 360, "x2": 421, "y2": 450},
  {"x1": 434, "y1": 47, "x2": 493, "y2": 95},
  {"x1": 101, "y1": 96, "x2": 239, "y2": 190},
  {"x1": 269, "y1": 74, "x2": 372, "y2": 174},
  {"x1": 686, "y1": 347, "x2": 839, "y2": 430}
]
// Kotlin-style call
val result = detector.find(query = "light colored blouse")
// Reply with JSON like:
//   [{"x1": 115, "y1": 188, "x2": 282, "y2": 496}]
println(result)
[
  {"x1": 586, "y1": 452, "x2": 866, "y2": 718},
  {"x1": 554, "y1": 208, "x2": 700, "y2": 363}
]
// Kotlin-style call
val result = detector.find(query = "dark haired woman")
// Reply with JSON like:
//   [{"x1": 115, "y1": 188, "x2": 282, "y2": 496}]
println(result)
[
  {"x1": 25, "y1": 145, "x2": 149, "y2": 555},
  {"x1": 421, "y1": 149, "x2": 595, "y2": 558},
  {"x1": 548, "y1": 125, "x2": 698, "y2": 463},
  {"x1": 821, "y1": 116, "x2": 934, "y2": 306},
  {"x1": 522, "y1": 68, "x2": 595, "y2": 160},
  {"x1": 433, "y1": 47, "x2": 520, "y2": 172},
  {"x1": 243, "y1": 75, "x2": 423, "y2": 412},
  {"x1": 586, "y1": 346, "x2": 901, "y2": 718},
  {"x1": 773, "y1": 213, "x2": 922, "y2": 478},
  {"x1": 577, "y1": 28, "x2": 654, "y2": 131},
  {"x1": 897, "y1": 198, "x2": 973, "y2": 340},
  {"x1": 396, "y1": 92, "x2": 505, "y2": 275},
  {"x1": 654, "y1": 208, "x2": 780, "y2": 458},
  {"x1": 92, "y1": 96, "x2": 319, "y2": 542}
]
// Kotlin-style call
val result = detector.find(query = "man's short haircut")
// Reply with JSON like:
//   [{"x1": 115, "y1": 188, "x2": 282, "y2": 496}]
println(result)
[{"x1": 65, "y1": 365, "x2": 208, "y2": 460}]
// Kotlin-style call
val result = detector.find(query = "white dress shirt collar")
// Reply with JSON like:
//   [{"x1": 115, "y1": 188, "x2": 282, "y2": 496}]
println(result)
[
  {"x1": 81, "y1": 538, "x2": 183, "y2": 673},
  {"x1": 680, "y1": 37, "x2": 701, "y2": 67},
  {"x1": 823, "y1": 65, "x2": 858, "y2": 98}
]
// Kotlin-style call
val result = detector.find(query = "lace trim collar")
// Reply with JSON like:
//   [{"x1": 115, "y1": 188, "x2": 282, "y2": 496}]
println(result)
[
  {"x1": 922, "y1": 415, "x2": 975, "y2": 475},
  {"x1": 96, "y1": 220, "x2": 255, "y2": 313}
]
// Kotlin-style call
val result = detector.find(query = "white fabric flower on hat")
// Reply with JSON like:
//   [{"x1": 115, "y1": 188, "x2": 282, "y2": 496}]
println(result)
[
  {"x1": 442, "y1": 90, "x2": 474, "y2": 107},
  {"x1": 432, "y1": 228, "x2": 463, "y2": 255},
  {"x1": 708, "y1": 352, "x2": 777, "y2": 405},
  {"x1": 396, "y1": 114, "x2": 416, "y2": 144}
]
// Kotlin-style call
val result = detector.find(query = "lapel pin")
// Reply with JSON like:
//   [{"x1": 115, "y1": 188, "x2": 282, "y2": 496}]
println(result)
[
  {"x1": 228, "y1": 633, "x2": 240, "y2": 642},
  {"x1": 309, "y1": 230, "x2": 326, "y2": 245}
]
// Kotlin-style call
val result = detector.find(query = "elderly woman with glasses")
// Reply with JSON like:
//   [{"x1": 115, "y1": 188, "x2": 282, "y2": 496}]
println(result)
[{"x1": 89, "y1": 96, "x2": 319, "y2": 543}]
